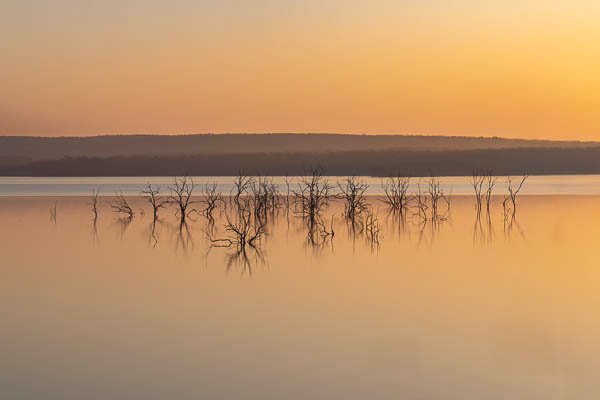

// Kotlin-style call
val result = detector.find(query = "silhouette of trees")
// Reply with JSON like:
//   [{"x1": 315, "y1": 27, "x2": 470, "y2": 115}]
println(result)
[
  {"x1": 110, "y1": 192, "x2": 134, "y2": 219},
  {"x1": 169, "y1": 176, "x2": 198, "y2": 224},
  {"x1": 142, "y1": 183, "x2": 168, "y2": 221}
]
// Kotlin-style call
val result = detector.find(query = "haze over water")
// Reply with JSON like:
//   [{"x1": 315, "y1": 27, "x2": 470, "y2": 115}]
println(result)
[{"x1": 2, "y1": 193, "x2": 600, "y2": 399}]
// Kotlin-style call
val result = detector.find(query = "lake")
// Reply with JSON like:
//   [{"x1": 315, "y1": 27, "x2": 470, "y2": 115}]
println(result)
[
  {"x1": 1, "y1": 180, "x2": 600, "y2": 399},
  {"x1": 3, "y1": 174, "x2": 600, "y2": 196}
]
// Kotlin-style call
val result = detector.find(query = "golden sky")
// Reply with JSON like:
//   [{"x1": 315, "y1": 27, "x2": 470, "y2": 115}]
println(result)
[{"x1": 2, "y1": 1, "x2": 600, "y2": 139}]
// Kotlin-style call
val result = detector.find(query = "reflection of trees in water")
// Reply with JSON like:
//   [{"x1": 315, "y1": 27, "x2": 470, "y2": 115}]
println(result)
[
  {"x1": 113, "y1": 216, "x2": 133, "y2": 238},
  {"x1": 504, "y1": 214, "x2": 526, "y2": 241},
  {"x1": 91, "y1": 215, "x2": 99, "y2": 243},
  {"x1": 411, "y1": 214, "x2": 450, "y2": 248},
  {"x1": 304, "y1": 215, "x2": 335, "y2": 254},
  {"x1": 144, "y1": 218, "x2": 169, "y2": 248},
  {"x1": 225, "y1": 246, "x2": 266, "y2": 276},
  {"x1": 53, "y1": 182, "x2": 540, "y2": 274},
  {"x1": 173, "y1": 221, "x2": 194, "y2": 254},
  {"x1": 49, "y1": 202, "x2": 57, "y2": 224},
  {"x1": 204, "y1": 198, "x2": 269, "y2": 274},
  {"x1": 473, "y1": 213, "x2": 495, "y2": 246}
]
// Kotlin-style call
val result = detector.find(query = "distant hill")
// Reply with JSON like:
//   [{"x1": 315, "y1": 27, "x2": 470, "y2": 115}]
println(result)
[
  {"x1": 3, "y1": 133, "x2": 600, "y2": 177},
  {"x1": 1, "y1": 133, "x2": 599, "y2": 162},
  {"x1": 4, "y1": 147, "x2": 600, "y2": 177}
]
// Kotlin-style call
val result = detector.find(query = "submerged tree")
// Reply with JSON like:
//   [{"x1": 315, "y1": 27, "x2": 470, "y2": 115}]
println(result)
[
  {"x1": 471, "y1": 171, "x2": 485, "y2": 215},
  {"x1": 206, "y1": 199, "x2": 266, "y2": 250},
  {"x1": 337, "y1": 176, "x2": 369, "y2": 222},
  {"x1": 141, "y1": 183, "x2": 168, "y2": 221},
  {"x1": 203, "y1": 182, "x2": 225, "y2": 220},
  {"x1": 90, "y1": 187, "x2": 100, "y2": 220},
  {"x1": 504, "y1": 175, "x2": 528, "y2": 218},
  {"x1": 381, "y1": 176, "x2": 411, "y2": 214},
  {"x1": 484, "y1": 173, "x2": 498, "y2": 214},
  {"x1": 231, "y1": 172, "x2": 254, "y2": 208},
  {"x1": 110, "y1": 192, "x2": 134, "y2": 219},
  {"x1": 292, "y1": 167, "x2": 332, "y2": 224},
  {"x1": 426, "y1": 176, "x2": 450, "y2": 222},
  {"x1": 169, "y1": 176, "x2": 198, "y2": 224}
]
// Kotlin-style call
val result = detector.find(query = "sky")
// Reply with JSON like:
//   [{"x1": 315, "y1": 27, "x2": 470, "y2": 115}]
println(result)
[{"x1": 2, "y1": 0, "x2": 600, "y2": 140}]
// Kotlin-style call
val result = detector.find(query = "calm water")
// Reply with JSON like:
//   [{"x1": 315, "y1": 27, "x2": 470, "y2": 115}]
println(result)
[
  {"x1": 2, "y1": 194, "x2": 600, "y2": 399},
  {"x1": 3, "y1": 174, "x2": 600, "y2": 196}
]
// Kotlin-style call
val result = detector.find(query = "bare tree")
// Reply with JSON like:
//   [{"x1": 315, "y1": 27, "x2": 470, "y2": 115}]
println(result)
[
  {"x1": 292, "y1": 167, "x2": 332, "y2": 224},
  {"x1": 381, "y1": 176, "x2": 411, "y2": 214},
  {"x1": 231, "y1": 172, "x2": 253, "y2": 208},
  {"x1": 249, "y1": 177, "x2": 281, "y2": 223},
  {"x1": 203, "y1": 182, "x2": 224, "y2": 220},
  {"x1": 471, "y1": 171, "x2": 485, "y2": 215},
  {"x1": 484, "y1": 173, "x2": 498, "y2": 214},
  {"x1": 284, "y1": 176, "x2": 292, "y2": 209},
  {"x1": 206, "y1": 199, "x2": 266, "y2": 251},
  {"x1": 506, "y1": 175, "x2": 528, "y2": 217},
  {"x1": 90, "y1": 187, "x2": 100, "y2": 219},
  {"x1": 110, "y1": 192, "x2": 134, "y2": 219},
  {"x1": 337, "y1": 176, "x2": 369, "y2": 222},
  {"x1": 364, "y1": 209, "x2": 382, "y2": 250},
  {"x1": 427, "y1": 176, "x2": 450, "y2": 222},
  {"x1": 142, "y1": 183, "x2": 168, "y2": 221},
  {"x1": 169, "y1": 176, "x2": 198, "y2": 224},
  {"x1": 413, "y1": 183, "x2": 429, "y2": 222}
]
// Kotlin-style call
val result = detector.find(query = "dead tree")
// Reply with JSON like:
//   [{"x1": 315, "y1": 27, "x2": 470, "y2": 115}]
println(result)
[
  {"x1": 427, "y1": 176, "x2": 450, "y2": 221},
  {"x1": 471, "y1": 171, "x2": 485, "y2": 215},
  {"x1": 337, "y1": 176, "x2": 369, "y2": 222},
  {"x1": 484, "y1": 173, "x2": 498, "y2": 214},
  {"x1": 231, "y1": 172, "x2": 253, "y2": 208},
  {"x1": 203, "y1": 182, "x2": 224, "y2": 220},
  {"x1": 90, "y1": 187, "x2": 100, "y2": 219},
  {"x1": 207, "y1": 199, "x2": 266, "y2": 251},
  {"x1": 168, "y1": 176, "x2": 198, "y2": 224},
  {"x1": 364, "y1": 209, "x2": 382, "y2": 250},
  {"x1": 250, "y1": 177, "x2": 281, "y2": 220},
  {"x1": 506, "y1": 175, "x2": 528, "y2": 217},
  {"x1": 381, "y1": 176, "x2": 411, "y2": 214},
  {"x1": 110, "y1": 192, "x2": 134, "y2": 219},
  {"x1": 284, "y1": 176, "x2": 292, "y2": 209},
  {"x1": 141, "y1": 183, "x2": 168, "y2": 221},
  {"x1": 292, "y1": 167, "x2": 332, "y2": 225},
  {"x1": 413, "y1": 183, "x2": 429, "y2": 222}
]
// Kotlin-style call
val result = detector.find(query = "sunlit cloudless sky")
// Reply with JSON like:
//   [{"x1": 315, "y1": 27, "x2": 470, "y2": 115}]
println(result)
[{"x1": 2, "y1": 0, "x2": 600, "y2": 139}]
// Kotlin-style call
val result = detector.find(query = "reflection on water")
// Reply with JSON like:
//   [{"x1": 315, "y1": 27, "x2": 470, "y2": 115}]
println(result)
[{"x1": 2, "y1": 195, "x2": 600, "y2": 399}]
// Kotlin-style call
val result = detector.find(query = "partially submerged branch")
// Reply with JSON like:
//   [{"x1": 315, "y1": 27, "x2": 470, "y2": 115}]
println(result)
[{"x1": 110, "y1": 192, "x2": 134, "y2": 219}]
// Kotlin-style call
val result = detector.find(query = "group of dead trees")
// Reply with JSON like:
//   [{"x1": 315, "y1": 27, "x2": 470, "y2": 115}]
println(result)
[
  {"x1": 88, "y1": 171, "x2": 528, "y2": 250},
  {"x1": 471, "y1": 171, "x2": 528, "y2": 220},
  {"x1": 380, "y1": 175, "x2": 451, "y2": 224},
  {"x1": 92, "y1": 176, "x2": 224, "y2": 225}
]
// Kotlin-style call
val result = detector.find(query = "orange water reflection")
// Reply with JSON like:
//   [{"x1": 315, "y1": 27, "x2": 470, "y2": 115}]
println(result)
[{"x1": 1, "y1": 196, "x2": 600, "y2": 399}]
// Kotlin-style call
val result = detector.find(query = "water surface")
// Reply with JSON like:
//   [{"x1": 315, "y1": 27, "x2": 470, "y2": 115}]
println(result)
[
  {"x1": 1, "y1": 195, "x2": 600, "y2": 399},
  {"x1": 1, "y1": 174, "x2": 599, "y2": 196}
]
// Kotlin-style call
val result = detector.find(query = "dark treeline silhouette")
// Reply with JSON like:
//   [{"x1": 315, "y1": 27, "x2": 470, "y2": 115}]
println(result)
[
  {"x1": 4, "y1": 147, "x2": 600, "y2": 177},
  {"x1": 2, "y1": 133, "x2": 599, "y2": 162}
]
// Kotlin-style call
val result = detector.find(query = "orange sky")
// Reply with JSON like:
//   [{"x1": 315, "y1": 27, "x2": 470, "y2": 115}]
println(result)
[{"x1": 2, "y1": 1, "x2": 600, "y2": 139}]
